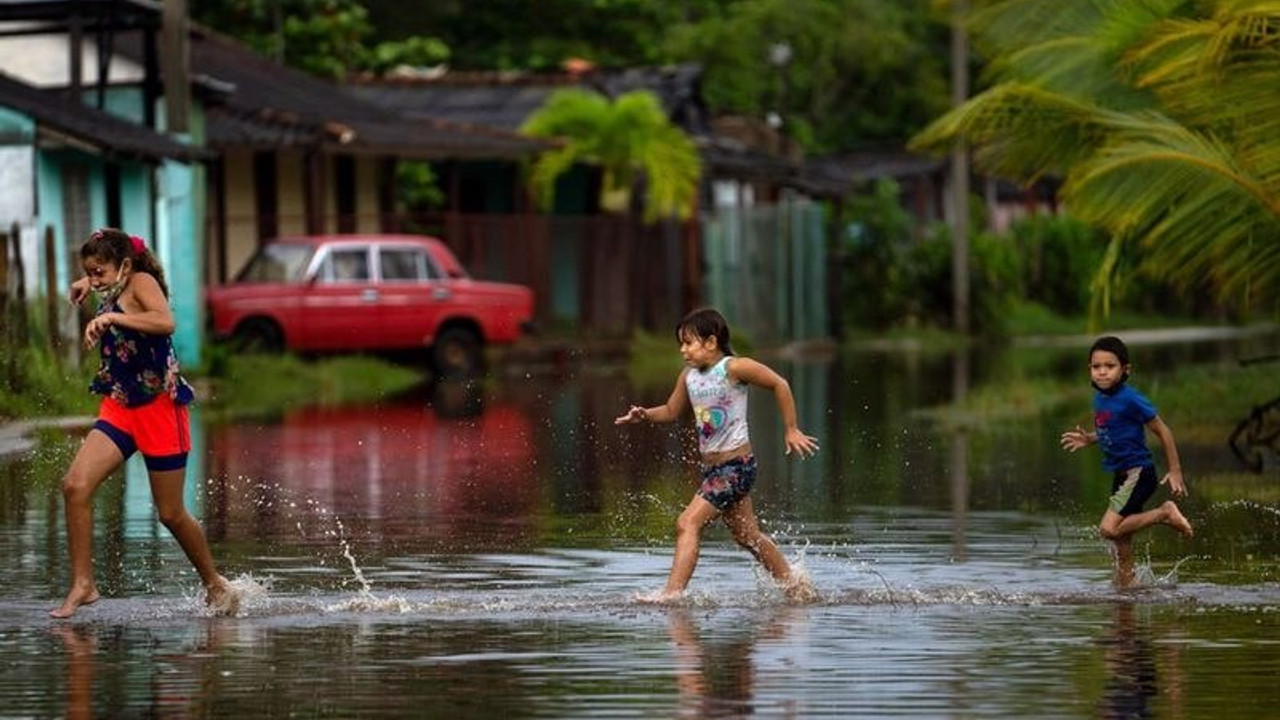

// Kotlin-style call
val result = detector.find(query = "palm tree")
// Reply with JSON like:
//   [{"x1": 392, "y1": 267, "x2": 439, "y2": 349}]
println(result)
[
  {"x1": 912, "y1": 0, "x2": 1280, "y2": 317},
  {"x1": 520, "y1": 88, "x2": 702, "y2": 224}
]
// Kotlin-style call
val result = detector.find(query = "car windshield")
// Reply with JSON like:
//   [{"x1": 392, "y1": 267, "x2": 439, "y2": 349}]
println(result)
[{"x1": 236, "y1": 244, "x2": 316, "y2": 283}]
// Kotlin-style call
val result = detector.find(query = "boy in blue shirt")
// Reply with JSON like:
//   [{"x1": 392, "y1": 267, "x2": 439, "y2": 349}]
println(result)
[{"x1": 1061, "y1": 336, "x2": 1193, "y2": 587}]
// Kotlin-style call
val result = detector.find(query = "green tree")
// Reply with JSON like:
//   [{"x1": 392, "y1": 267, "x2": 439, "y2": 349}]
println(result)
[
  {"x1": 191, "y1": 0, "x2": 448, "y2": 78},
  {"x1": 912, "y1": 0, "x2": 1280, "y2": 317},
  {"x1": 520, "y1": 89, "x2": 702, "y2": 223},
  {"x1": 664, "y1": 0, "x2": 950, "y2": 150},
  {"x1": 362, "y1": 0, "x2": 732, "y2": 70}
]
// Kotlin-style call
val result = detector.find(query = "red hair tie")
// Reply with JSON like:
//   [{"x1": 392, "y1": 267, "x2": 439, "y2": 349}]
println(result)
[{"x1": 129, "y1": 235, "x2": 146, "y2": 254}]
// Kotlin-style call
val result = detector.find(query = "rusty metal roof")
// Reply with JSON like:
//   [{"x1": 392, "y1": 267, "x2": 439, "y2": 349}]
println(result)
[{"x1": 345, "y1": 64, "x2": 711, "y2": 135}]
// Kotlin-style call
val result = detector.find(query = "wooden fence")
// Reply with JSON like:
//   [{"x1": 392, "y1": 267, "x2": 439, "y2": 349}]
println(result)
[{"x1": 401, "y1": 211, "x2": 703, "y2": 337}]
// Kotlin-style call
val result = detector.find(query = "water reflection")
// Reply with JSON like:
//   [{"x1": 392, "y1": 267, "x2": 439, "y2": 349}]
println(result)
[
  {"x1": 1096, "y1": 603, "x2": 1184, "y2": 720},
  {"x1": 204, "y1": 379, "x2": 538, "y2": 549},
  {"x1": 950, "y1": 347, "x2": 971, "y2": 562},
  {"x1": 668, "y1": 607, "x2": 802, "y2": 719},
  {"x1": 48, "y1": 620, "x2": 235, "y2": 719},
  {"x1": 50, "y1": 625, "x2": 94, "y2": 720}
]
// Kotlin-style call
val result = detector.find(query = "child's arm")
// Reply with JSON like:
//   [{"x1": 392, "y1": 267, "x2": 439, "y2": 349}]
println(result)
[
  {"x1": 615, "y1": 370, "x2": 691, "y2": 425},
  {"x1": 727, "y1": 357, "x2": 819, "y2": 457},
  {"x1": 68, "y1": 276, "x2": 90, "y2": 306},
  {"x1": 1146, "y1": 415, "x2": 1186, "y2": 496},
  {"x1": 1059, "y1": 424, "x2": 1096, "y2": 452},
  {"x1": 83, "y1": 273, "x2": 175, "y2": 347}
]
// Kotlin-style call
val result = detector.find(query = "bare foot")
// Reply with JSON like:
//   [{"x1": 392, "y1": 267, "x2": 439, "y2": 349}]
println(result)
[
  {"x1": 635, "y1": 589, "x2": 684, "y2": 605},
  {"x1": 205, "y1": 576, "x2": 240, "y2": 617},
  {"x1": 50, "y1": 585, "x2": 100, "y2": 619},
  {"x1": 1164, "y1": 501, "x2": 1194, "y2": 538},
  {"x1": 782, "y1": 573, "x2": 818, "y2": 604}
]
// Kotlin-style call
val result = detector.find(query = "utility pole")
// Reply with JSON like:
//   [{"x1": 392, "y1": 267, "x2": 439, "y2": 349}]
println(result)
[{"x1": 950, "y1": 0, "x2": 971, "y2": 335}]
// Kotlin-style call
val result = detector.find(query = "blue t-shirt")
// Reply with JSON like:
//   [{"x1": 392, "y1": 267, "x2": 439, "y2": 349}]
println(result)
[{"x1": 1093, "y1": 384, "x2": 1157, "y2": 472}]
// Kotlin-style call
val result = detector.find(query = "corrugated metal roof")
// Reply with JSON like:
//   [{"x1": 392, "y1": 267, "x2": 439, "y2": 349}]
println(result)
[
  {"x1": 803, "y1": 151, "x2": 947, "y2": 195},
  {"x1": 345, "y1": 64, "x2": 711, "y2": 136},
  {"x1": 186, "y1": 26, "x2": 552, "y2": 159},
  {"x1": 0, "y1": 71, "x2": 209, "y2": 162}
]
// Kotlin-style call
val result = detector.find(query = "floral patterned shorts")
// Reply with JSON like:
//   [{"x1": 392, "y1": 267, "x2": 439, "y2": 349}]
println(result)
[{"x1": 697, "y1": 454, "x2": 758, "y2": 511}]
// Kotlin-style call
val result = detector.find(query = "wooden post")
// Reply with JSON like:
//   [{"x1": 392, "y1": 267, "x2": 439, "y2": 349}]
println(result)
[
  {"x1": 9, "y1": 223, "x2": 28, "y2": 341},
  {"x1": 44, "y1": 225, "x2": 62, "y2": 357},
  {"x1": 161, "y1": 0, "x2": 190, "y2": 133},
  {"x1": 0, "y1": 227, "x2": 8, "y2": 321},
  {"x1": 1, "y1": 228, "x2": 9, "y2": 388}
]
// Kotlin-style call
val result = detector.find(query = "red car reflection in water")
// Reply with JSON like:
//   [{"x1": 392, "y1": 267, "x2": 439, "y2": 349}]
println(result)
[{"x1": 203, "y1": 383, "x2": 537, "y2": 547}]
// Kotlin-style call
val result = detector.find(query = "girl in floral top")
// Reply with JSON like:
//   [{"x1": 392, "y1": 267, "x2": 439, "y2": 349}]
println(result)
[{"x1": 52, "y1": 228, "x2": 234, "y2": 618}]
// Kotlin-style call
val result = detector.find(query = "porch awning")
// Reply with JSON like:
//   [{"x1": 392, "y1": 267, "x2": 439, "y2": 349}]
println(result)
[{"x1": 0, "y1": 71, "x2": 210, "y2": 162}]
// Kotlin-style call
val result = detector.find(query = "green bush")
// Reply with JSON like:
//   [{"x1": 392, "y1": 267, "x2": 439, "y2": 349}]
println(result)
[
  {"x1": 836, "y1": 181, "x2": 1239, "y2": 335},
  {"x1": 201, "y1": 353, "x2": 426, "y2": 420},
  {"x1": 1005, "y1": 214, "x2": 1107, "y2": 315},
  {"x1": 0, "y1": 345, "x2": 98, "y2": 420}
]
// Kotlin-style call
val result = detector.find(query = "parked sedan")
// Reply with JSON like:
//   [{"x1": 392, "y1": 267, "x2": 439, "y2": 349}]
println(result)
[{"x1": 206, "y1": 235, "x2": 534, "y2": 375}]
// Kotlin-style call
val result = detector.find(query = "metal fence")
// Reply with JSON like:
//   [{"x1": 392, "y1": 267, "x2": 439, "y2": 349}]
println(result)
[{"x1": 701, "y1": 196, "x2": 829, "y2": 346}]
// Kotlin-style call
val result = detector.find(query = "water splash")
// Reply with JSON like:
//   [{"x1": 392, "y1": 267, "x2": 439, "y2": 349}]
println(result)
[
  {"x1": 1206, "y1": 499, "x2": 1280, "y2": 521},
  {"x1": 192, "y1": 574, "x2": 270, "y2": 618}
]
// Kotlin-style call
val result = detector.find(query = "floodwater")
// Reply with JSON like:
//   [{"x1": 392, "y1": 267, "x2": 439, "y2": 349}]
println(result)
[{"x1": 3, "y1": 332, "x2": 1280, "y2": 718}]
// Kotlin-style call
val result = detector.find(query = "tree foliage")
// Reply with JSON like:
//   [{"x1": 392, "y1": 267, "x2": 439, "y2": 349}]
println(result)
[
  {"x1": 194, "y1": 0, "x2": 950, "y2": 150},
  {"x1": 190, "y1": 0, "x2": 448, "y2": 78},
  {"x1": 362, "y1": 0, "x2": 727, "y2": 70},
  {"x1": 664, "y1": 0, "x2": 949, "y2": 151},
  {"x1": 520, "y1": 89, "x2": 702, "y2": 223},
  {"x1": 912, "y1": 0, "x2": 1280, "y2": 317}
]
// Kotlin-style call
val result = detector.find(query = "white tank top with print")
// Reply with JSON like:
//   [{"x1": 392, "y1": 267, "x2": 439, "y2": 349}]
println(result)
[{"x1": 685, "y1": 356, "x2": 750, "y2": 454}]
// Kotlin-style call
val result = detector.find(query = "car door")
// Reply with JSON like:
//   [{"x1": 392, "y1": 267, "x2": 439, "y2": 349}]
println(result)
[
  {"x1": 375, "y1": 243, "x2": 446, "y2": 348},
  {"x1": 301, "y1": 244, "x2": 381, "y2": 350}
]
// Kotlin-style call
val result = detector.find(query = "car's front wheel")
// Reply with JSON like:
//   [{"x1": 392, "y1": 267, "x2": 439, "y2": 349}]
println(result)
[
  {"x1": 232, "y1": 318, "x2": 285, "y2": 354},
  {"x1": 431, "y1": 327, "x2": 483, "y2": 377}
]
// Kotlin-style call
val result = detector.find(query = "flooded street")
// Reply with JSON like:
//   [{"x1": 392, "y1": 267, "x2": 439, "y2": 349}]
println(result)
[{"x1": 3, "y1": 334, "x2": 1280, "y2": 718}]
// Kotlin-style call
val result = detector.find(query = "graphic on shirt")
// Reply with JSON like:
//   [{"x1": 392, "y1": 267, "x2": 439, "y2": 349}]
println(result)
[{"x1": 695, "y1": 404, "x2": 728, "y2": 440}]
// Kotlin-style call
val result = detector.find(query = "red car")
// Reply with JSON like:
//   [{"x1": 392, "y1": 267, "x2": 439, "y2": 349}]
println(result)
[{"x1": 206, "y1": 235, "x2": 534, "y2": 375}]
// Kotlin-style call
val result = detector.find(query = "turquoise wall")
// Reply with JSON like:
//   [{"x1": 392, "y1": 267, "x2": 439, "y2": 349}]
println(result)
[
  {"x1": 160, "y1": 156, "x2": 200, "y2": 364},
  {"x1": 8, "y1": 86, "x2": 206, "y2": 367},
  {"x1": 0, "y1": 107, "x2": 35, "y2": 142}
]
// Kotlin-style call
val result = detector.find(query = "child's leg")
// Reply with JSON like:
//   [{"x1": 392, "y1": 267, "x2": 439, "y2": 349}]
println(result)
[
  {"x1": 1112, "y1": 536, "x2": 1136, "y2": 589},
  {"x1": 1100, "y1": 503, "x2": 1193, "y2": 540},
  {"x1": 722, "y1": 496, "x2": 790, "y2": 582},
  {"x1": 723, "y1": 497, "x2": 815, "y2": 601},
  {"x1": 52, "y1": 430, "x2": 125, "y2": 618},
  {"x1": 639, "y1": 496, "x2": 719, "y2": 602},
  {"x1": 147, "y1": 468, "x2": 234, "y2": 611}
]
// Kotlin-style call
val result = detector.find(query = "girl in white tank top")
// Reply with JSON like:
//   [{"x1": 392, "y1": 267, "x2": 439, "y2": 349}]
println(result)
[
  {"x1": 685, "y1": 356, "x2": 750, "y2": 455},
  {"x1": 614, "y1": 308, "x2": 820, "y2": 604}
]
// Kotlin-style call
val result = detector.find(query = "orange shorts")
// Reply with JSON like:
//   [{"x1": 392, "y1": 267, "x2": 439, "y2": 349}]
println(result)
[{"x1": 94, "y1": 394, "x2": 191, "y2": 471}]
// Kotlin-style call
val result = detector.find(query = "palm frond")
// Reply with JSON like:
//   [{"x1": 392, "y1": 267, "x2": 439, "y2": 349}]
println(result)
[
  {"x1": 520, "y1": 88, "x2": 701, "y2": 223},
  {"x1": 910, "y1": 83, "x2": 1115, "y2": 179}
]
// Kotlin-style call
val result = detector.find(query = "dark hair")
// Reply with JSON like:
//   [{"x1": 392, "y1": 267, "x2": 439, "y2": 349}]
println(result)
[
  {"x1": 80, "y1": 227, "x2": 169, "y2": 297},
  {"x1": 676, "y1": 307, "x2": 734, "y2": 355},
  {"x1": 1090, "y1": 335, "x2": 1129, "y2": 365}
]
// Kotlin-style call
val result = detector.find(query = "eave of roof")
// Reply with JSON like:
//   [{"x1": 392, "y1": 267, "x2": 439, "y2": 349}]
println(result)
[
  {"x1": 184, "y1": 25, "x2": 551, "y2": 158},
  {"x1": 0, "y1": 71, "x2": 210, "y2": 162}
]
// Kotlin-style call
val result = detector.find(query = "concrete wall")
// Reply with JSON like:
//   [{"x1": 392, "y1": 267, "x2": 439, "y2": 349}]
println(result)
[{"x1": 0, "y1": 34, "x2": 144, "y2": 87}]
